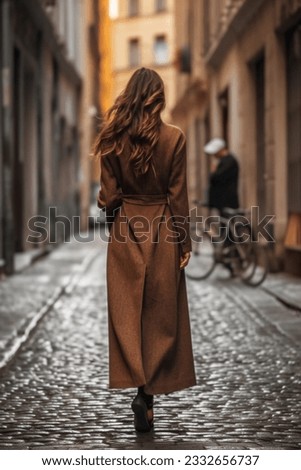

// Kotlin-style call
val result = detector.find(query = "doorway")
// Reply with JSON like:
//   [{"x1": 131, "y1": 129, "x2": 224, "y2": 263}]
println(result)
[
  {"x1": 284, "y1": 22, "x2": 301, "y2": 267},
  {"x1": 253, "y1": 53, "x2": 266, "y2": 215},
  {"x1": 12, "y1": 47, "x2": 24, "y2": 252},
  {"x1": 12, "y1": 47, "x2": 38, "y2": 254},
  {"x1": 286, "y1": 24, "x2": 301, "y2": 216}
]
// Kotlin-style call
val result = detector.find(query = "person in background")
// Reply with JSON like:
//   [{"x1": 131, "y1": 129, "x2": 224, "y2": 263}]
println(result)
[
  {"x1": 204, "y1": 138, "x2": 240, "y2": 275},
  {"x1": 204, "y1": 138, "x2": 240, "y2": 215}
]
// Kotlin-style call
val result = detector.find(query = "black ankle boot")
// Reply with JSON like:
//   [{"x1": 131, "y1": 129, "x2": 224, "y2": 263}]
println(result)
[
  {"x1": 138, "y1": 386, "x2": 153, "y2": 409},
  {"x1": 131, "y1": 387, "x2": 154, "y2": 433}
]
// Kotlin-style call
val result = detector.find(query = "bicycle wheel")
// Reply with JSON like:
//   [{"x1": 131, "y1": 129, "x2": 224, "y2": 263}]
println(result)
[
  {"x1": 241, "y1": 242, "x2": 269, "y2": 287},
  {"x1": 232, "y1": 223, "x2": 256, "y2": 279},
  {"x1": 186, "y1": 230, "x2": 216, "y2": 280}
]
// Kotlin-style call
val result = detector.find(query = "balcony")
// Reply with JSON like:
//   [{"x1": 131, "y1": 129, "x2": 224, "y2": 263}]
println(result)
[{"x1": 204, "y1": 0, "x2": 266, "y2": 68}]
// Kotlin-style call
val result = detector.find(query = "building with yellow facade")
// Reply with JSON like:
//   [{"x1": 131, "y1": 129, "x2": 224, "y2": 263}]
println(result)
[
  {"x1": 109, "y1": 0, "x2": 177, "y2": 122},
  {"x1": 99, "y1": 0, "x2": 114, "y2": 114}
]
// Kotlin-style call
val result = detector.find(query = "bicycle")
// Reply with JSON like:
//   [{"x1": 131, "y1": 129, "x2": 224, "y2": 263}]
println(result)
[{"x1": 185, "y1": 202, "x2": 269, "y2": 287}]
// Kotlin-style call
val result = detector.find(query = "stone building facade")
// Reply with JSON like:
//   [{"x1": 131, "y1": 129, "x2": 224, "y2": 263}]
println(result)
[
  {"x1": 90, "y1": 0, "x2": 113, "y2": 190},
  {"x1": 0, "y1": 0, "x2": 101, "y2": 274},
  {"x1": 171, "y1": 0, "x2": 207, "y2": 205},
  {"x1": 110, "y1": 0, "x2": 177, "y2": 122},
  {"x1": 172, "y1": 0, "x2": 301, "y2": 275}
]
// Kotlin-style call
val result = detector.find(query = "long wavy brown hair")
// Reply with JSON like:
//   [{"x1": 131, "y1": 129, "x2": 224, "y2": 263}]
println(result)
[{"x1": 93, "y1": 67, "x2": 166, "y2": 176}]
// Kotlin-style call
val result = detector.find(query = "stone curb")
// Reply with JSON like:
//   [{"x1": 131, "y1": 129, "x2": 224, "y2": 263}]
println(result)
[{"x1": 261, "y1": 285, "x2": 301, "y2": 312}]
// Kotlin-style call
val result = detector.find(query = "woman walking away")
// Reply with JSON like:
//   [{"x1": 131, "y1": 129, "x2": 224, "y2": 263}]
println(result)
[{"x1": 94, "y1": 67, "x2": 196, "y2": 433}]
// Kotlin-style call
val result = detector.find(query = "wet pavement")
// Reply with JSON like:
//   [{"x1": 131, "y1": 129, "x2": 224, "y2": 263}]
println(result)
[{"x1": 0, "y1": 229, "x2": 301, "y2": 450}]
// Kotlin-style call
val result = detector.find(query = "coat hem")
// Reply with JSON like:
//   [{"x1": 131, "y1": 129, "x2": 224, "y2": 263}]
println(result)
[{"x1": 108, "y1": 376, "x2": 197, "y2": 395}]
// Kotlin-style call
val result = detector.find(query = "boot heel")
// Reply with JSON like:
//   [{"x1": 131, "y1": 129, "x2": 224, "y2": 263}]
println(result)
[{"x1": 131, "y1": 395, "x2": 152, "y2": 432}]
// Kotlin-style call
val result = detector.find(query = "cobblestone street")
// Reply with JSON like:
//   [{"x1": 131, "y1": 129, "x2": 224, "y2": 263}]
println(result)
[{"x1": 0, "y1": 231, "x2": 301, "y2": 450}]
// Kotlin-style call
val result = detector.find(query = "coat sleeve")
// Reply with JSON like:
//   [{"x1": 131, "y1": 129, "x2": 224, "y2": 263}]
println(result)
[
  {"x1": 168, "y1": 132, "x2": 192, "y2": 254},
  {"x1": 97, "y1": 156, "x2": 122, "y2": 220}
]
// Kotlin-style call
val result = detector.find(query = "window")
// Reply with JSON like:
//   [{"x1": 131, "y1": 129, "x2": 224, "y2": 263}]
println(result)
[
  {"x1": 128, "y1": 0, "x2": 139, "y2": 16},
  {"x1": 109, "y1": 0, "x2": 119, "y2": 18},
  {"x1": 218, "y1": 88, "x2": 229, "y2": 144},
  {"x1": 156, "y1": 0, "x2": 166, "y2": 12},
  {"x1": 129, "y1": 38, "x2": 140, "y2": 67},
  {"x1": 154, "y1": 35, "x2": 168, "y2": 64}
]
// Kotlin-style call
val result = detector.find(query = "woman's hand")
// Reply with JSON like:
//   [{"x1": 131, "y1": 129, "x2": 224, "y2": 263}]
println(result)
[{"x1": 180, "y1": 251, "x2": 191, "y2": 270}]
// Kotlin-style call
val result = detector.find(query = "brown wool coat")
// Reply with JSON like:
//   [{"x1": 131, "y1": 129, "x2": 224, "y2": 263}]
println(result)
[{"x1": 97, "y1": 121, "x2": 196, "y2": 395}]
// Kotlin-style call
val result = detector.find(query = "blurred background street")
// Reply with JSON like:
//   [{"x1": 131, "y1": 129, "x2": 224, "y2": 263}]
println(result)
[{"x1": 1, "y1": 0, "x2": 301, "y2": 450}]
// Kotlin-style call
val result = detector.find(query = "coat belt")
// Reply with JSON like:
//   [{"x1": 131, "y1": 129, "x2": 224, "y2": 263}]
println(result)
[{"x1": 121, "y1": 194, "x2": 169, "y2": 206}]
